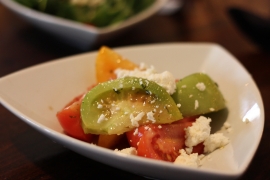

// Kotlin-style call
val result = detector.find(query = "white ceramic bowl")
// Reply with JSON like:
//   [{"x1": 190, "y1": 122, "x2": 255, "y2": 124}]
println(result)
[
  {"x1": 0, "y1": 0, "x2": 167, "y2": 49},
  {"x1": 0, "y1": 43, "x2": 264, "y2": 179}
]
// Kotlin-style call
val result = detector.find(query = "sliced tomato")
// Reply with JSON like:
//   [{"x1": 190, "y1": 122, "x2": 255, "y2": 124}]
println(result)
[
  {"x1": 97, "y1": 134, "x2": 126, "y2": 149},
  {"x1": 95, "y1": 46, "x2": 137, "y2": 83},
  {"x1": 126, "y1": 117, "x2": 204, "y2": 162},
  {"x1": 56, "y1": 87, "x2": 96, "y2": 142}
]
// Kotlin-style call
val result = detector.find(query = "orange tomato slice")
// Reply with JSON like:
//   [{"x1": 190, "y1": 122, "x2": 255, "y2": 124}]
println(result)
[{"x1": 95, "y1": 46, "x2": 137, "y2": 83}]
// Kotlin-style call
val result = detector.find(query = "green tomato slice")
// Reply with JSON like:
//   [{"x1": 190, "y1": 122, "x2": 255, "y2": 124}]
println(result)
[
  {"x1": 81, "y1": 77, "x2": 183, "y2": 135},
  {"x1": 172, "y1": 73, "x2": 226, "y2": 117}
]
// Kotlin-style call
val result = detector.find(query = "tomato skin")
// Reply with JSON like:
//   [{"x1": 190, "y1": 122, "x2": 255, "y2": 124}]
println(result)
[
  {"x1": 57, "y1": 92, "x2": 95, "y2": 142},
  {"x1": 126, "y1": 127, "x2": 144, "y2": 149},
  {"x1": 57, "y1": 99, "x2": 94, "y2": 142},
  {"x1": 126, "y1": 117, "x2": 204, "y2": 162},
  {"x1": 95, "y1": 46, "x2": 137, "y2": 83}
]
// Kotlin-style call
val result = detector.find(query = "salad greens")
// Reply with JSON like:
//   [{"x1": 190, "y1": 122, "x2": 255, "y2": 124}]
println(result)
[{"x1": 14, "y1": 0, "x2": 155, "y2": 27}]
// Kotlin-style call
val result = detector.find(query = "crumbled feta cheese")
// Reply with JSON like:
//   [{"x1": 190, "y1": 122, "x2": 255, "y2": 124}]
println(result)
[
  {"x1": 133, "y1": 128, "x2": 138, "y2": 135},
  {"x1": 97, "y1": 104, "x2": 103, "y2": 109},
  {"x1": 139, "y1": 62, "x2": 147, "y2": 70},
  {"x1": 158, "y1": 125, "x2": 162, "y2": 129},
  {"x1": 147, "y1": 111, "x2": 156, "y2": 123},
  {"x1": 150, "y1": 99, "x2": 156, "y2": 104},
  {"x1": 209, "y1": 107, "x2": 215, "y2": 111},
  {"x1": 114, "y1": 65, "x2": 176, "y2": 94},
  {"x1": 223, "y1": 122, "x2": 231, "y2": 129},
  {"x1": 185, "y1": 116, "x2": 211, "y2": 147},
  {"x1": 174, "y1": 149, "x2": 201, "y2": 168},
  {"x1": 177, "y1": 103, "x2": 181, "y2": 108},
  {"x1": 185, "y1": 147, "x2": 193, "y2": 154},
  {"x1": 204, "y1": 133, "x2": 229, "y2": 153},
  {"x1": 194, "y1": 100, "x2": 199, "y2": 109},
  {"x1": 130, "y1": 112, "x2": 145, "y2": 127},
  {"x1": 196, "y1": 82, "x2": 206, "y2": 91},
  {"x1": 97, "y1": 114, "x2": 106, "y2": 123},
  {"x1": 223, "y1": 122, "x2": 233, "y2": 133},
  {"x1": 114, "y1": 147, "x2": 137, "y2": 155}
]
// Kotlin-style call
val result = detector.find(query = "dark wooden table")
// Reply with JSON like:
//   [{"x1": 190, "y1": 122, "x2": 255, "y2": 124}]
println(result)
[{"x1": 1, "y1": 0, "x2": 270, "y2": 179}]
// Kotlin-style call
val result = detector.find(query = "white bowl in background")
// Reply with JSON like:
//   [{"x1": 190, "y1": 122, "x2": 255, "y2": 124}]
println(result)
[{"x1": 0, "y1": 0, "x2": 167, "y2": 49}]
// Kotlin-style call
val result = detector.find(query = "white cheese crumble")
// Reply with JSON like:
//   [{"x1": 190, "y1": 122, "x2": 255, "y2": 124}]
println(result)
[
  {"x1": 150, "y1": 99, "x2": 155, "y2": 104},
  {"x1": 97, "y1": 114, "x2": 106, "y2": 123},
  {"x1": 209, "y1": 107, "x2": 215, "y2": 111},
  {"x1": 133, "y1": 128, "x2": 138, "y2": 135},
  {"x1": 185, "y1": 116, "x2": 211, "y2": 148},
  {"x1": 223, "y1": 122, "x2": 233, "y2": 133},
  {"x1": 203, "y1": 133, "x2": 229, "y2": 153},
  {"x1": 114, "y1": 147, "x2": 137, "y2": 155},
  {"x1": 130, "y1": 112, "x2": 145, "y2": 127},
  {"x1": 194, "y1": 100, "x2": 199, "y2": 110},
  {"x1": 185, "y1": 147, "x2": 193, "y2": 155},
  {"x1": 97, "y1": 104, "x2": 103, "y2": 109},
  {"x1": 196, "y1": 82, "x2": 206, "y2": 91},
  {"x1": 146, "y1": 111, "x2": 156, "y2": 123},
  {"x1": 114, "y1": 65, "x2": 176, "y2": 95},
  {"x1": 184, "y1": 116, "x2": 230, "y2": 156},
  {"x1": 223, "y1": 122, "x2": 231, "y2": 129},
  {"x1": 174, "y1": 149, "x2": 201, "y2": 168}
]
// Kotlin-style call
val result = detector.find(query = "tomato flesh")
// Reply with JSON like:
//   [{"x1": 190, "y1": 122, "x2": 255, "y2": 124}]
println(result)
[
  {"x1": 126, "y1": 117, "x2": 204, "y2": 162},
  {"x1": 95, "y1": 46, "x2": 137, "y2": 83},
  {"x1": 57, "y1": 93, "x2": 94, "y2": 142}
]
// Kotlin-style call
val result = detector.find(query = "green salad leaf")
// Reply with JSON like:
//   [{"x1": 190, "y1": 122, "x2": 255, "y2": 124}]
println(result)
[{"x1": 14, "y1": 0, "x2": 155, "y2": 27}]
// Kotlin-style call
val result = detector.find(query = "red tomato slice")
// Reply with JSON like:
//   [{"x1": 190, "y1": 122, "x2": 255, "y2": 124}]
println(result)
[
  {"x1": 57, "y1": 93, "x2": 94, "y2": 142},
  {"x1": 126, "y1": 117, "x2": 204, "y2": 162}
]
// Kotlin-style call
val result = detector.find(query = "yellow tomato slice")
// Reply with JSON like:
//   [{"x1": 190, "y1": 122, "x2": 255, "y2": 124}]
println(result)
[{"x1": 96, "y1": 46, "x2": 137, "y2": 83}]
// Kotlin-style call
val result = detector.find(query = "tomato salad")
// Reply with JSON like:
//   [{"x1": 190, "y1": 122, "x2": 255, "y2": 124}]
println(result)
[{"x1": 57, "y1": 46, "x2": 229, "y2": 167}]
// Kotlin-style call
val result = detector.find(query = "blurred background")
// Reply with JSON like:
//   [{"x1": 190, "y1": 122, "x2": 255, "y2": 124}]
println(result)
[{"x1": 0, "y1": 0, "x2": 270, "y2": 179}]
